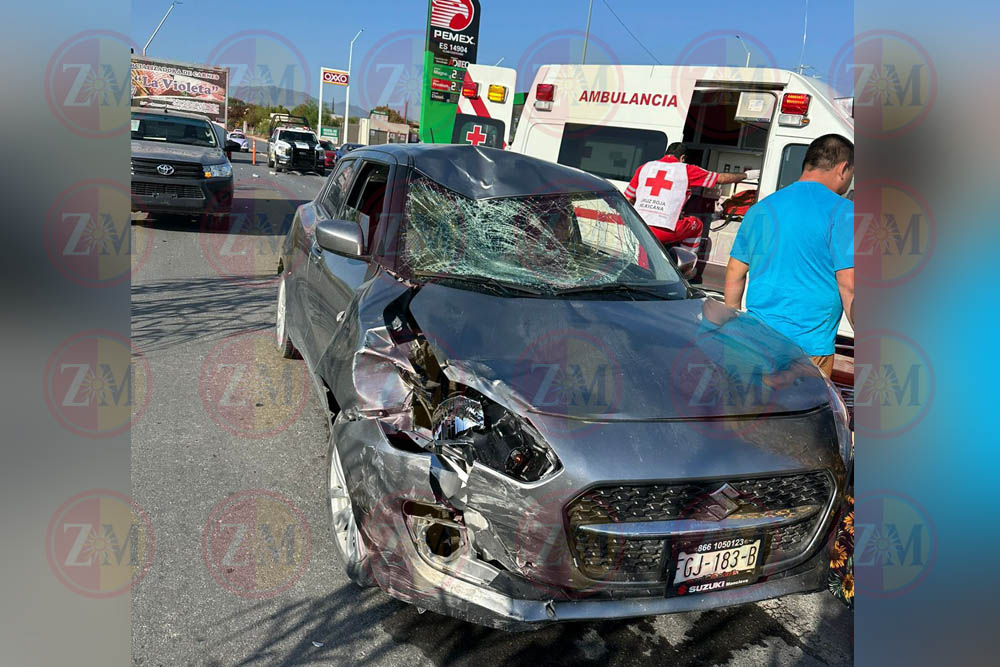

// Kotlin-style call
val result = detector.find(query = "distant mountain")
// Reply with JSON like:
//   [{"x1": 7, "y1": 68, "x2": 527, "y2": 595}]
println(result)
[{"x1": 230, "y1": 85, "x2": 369, "y2": 117}]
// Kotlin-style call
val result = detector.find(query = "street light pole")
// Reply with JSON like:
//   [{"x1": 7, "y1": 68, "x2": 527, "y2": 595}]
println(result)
[
  {"x1": 142, "y1": 1, "x2": 181, "y2": 56},
  {"x1": 797, "y1": 0, "x2": 809, "y2": 74},
  {"x1": 582, "y1": 0, "x2": 594, "y2": 64},
  {"x1": 343, "y1": 29, "x2": 363, "y2": 146},
  {"x1": 735, "y1": 34, "x2": 751, "y2": 68}
]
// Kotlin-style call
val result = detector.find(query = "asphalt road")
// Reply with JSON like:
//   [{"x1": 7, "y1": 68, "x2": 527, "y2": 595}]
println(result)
[{"x1": 131, "y1": 150, "x2": 853, "y2": 666}]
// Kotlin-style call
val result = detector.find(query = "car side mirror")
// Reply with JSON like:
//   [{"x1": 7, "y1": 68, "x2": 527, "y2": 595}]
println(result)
[
  {"x1": 224, "y1": 139, "x2": 240, "y2": 152},
  {"x1": 669, "y1": 246, "x2": 698, "y2": 279},
  {"x1": 316, "y1": 219, "x2": 364, "y2": 258}
]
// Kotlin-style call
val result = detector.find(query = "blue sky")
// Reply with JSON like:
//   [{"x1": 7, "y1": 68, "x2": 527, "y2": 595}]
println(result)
[{"x1": 132, "y1": 0, "x2": 853, "y2": 114}]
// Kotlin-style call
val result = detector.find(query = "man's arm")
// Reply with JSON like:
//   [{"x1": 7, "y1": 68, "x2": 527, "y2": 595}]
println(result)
[
  {"x1": 724, "y1": 257, "x2": 750, "y2": 308},
  {"x1": 836, "y1": 267, "x2": 855, "y2": 327},
  {"x1": 715, "y1": 172, "x2": 748, "y2": 185}
]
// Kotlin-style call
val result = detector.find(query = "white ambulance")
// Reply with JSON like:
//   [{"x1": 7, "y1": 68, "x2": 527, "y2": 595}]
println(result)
[
  {"x1": 509, "y1": 65, "x2": 853, "y2": 290},
  {"x1": 450, "y1": 64, "x2": 518, "y2": 148}
]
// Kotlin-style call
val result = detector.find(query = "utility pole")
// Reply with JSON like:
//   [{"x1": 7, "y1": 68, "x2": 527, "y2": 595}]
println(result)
[
  {"x1": 797, "y1": 0, "x2": 809, "y2": 74},
  {"x1": 343, "y1": 29, "x2": 364, "y2": 145},
  {"x1": 582, "y1": 0, "x2": 594, "y2": 64},
  {"x1": 735, "y1": 34, "x2": 751, "y2": 68},
  {"x1": 143, "y1": 1, "x2": 181, "y2": 56}
]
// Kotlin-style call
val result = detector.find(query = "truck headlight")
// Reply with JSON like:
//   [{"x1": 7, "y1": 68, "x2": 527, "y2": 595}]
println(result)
[
  {"x1": 275, "y1": 142, "x2": 289, "y2": 156},
  {"x1": 431, "y1": 392, "x2": 561, "y2": 483},
  {"x1": 824, "y1": 378, "x2": 852, "y2": 465},
  {"x1": 204, "y1": 162, "x2": 232, "y2": 178}
]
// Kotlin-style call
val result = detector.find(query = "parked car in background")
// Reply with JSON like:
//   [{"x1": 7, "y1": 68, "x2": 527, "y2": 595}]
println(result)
[
  {"x1": 131, "y1": 107, "x2": 238, "y2": 217},
  {"x1": 334, "y1": 142, "x2": 364, "y2": 161},
  {"x1": 319, "y1": 139, "x2": 337, "y2": 169},
  {"x1": 274, "y1": 144, "x2": 851, "y2": 630},
  {"x1": 227, "y1": 130, "x2": 250, "y2": 152}
]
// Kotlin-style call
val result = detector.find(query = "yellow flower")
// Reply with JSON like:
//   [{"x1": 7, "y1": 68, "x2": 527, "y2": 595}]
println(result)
[
  {"x1": 842, "y1": 572, "x2": 854, "y2": 600},
  {"x1": 843, "y1": 511, "x2": 854, "y2": 536},
  {"x1": 830, "y1": 541, "x2": 848, "y2": 570}
]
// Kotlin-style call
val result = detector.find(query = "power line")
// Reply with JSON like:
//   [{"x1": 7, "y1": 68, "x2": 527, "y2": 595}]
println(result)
[{"x1": 602, "y1": 0, "x2": 662, "y2": 65}]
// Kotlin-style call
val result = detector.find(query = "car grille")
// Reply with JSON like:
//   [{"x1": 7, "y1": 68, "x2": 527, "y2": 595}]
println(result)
[
  {"x1": 567, "y1": 472, "x2": 833, "y2": 582},
  {"x1": 131, "y1": 158, "x2": 205, "y2": 178},
  {"x1": 290, "y1": 149, "x2": 318, "y2": 170},
  {"x1": 131, "y1": 182, "x2": 204, "y2": 199}
]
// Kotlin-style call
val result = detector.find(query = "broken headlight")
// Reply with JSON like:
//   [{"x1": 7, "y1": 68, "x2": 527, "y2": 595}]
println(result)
[
  {"x1": 431, "y1": 393, "x2": 561, "y2": 483},
  {"x1": 824, "y1": 378, "x2": 852, "y2": 465}
]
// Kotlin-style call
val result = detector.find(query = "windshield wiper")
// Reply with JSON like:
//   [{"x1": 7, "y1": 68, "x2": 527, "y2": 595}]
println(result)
[
  {"x1": 553, "y1": 282, "x2": 678, "y2": 299},
  {"x1": 413, "y1": 271, "x2": 544, "y2": 296}
]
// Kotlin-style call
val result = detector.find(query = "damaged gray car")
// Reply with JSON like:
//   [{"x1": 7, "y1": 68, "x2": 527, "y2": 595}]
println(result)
[{"x1": 274, "y1": 144, "x2": 852, "y2": 630}]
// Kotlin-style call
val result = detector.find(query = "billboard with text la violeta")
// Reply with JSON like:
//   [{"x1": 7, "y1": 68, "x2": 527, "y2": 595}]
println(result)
[{"x1": 419, "y1": 0, "x2": 481, "y2": 143}]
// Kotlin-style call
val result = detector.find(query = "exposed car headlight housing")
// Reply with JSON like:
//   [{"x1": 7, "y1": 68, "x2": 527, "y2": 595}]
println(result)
[
  {"x1": 275, "y1": 142, "x2": 290, "y2": 155},
  {"x1": 204, "y1": 162, "x2": 232, "y2": 178},
  {"x1": 824, "y1": 378, "x2": 852, "y2": 465},
  {"x1": 431, "y1": 392, "x2": 561, "y2": 483}
]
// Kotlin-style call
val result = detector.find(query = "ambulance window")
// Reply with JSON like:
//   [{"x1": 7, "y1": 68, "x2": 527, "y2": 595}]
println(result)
[
  {"x1": 557, "y1": 123, "x2": 667, "y2": 182},
  {"x1": 777, "y1": 144, "x2": 808, "y2": 191}
]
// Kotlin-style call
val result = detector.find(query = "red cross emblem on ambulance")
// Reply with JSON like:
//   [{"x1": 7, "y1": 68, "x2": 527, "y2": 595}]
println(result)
[{"x1": 465, "y1": 124, "x2": 488, "y2": 146}]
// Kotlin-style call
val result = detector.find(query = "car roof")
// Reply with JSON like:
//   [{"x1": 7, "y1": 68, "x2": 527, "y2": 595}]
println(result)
[
  {"x1": 130, "y1": 106, "x2": 213, "y2": 123},
  {"x1": 358, "y1": 144, "x2": 615, "y2": 200}
]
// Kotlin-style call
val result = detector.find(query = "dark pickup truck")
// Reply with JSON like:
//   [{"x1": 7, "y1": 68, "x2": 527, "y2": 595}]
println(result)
[{"x1": 130, "y1": 107, "x2": 238, "y2": 216}]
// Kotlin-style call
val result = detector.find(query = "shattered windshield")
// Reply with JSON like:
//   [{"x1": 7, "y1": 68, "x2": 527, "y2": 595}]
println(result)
[{"x1": 401, "y1": 174, "x2": 684, "y2": 295}]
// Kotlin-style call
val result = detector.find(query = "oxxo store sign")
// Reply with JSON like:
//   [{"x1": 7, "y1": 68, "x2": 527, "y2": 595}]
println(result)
[
  {"x1": 321, "y1": 68, "x2": 349, "y2": 86},
  {"x1": 419, "y1": 0, "x2": 482, "y2": 143}
]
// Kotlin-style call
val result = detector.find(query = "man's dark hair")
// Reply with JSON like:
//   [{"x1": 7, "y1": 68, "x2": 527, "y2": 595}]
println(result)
[
  {"x1": 802, "y1": 134, "x2": 854, "y2": 171},
  {"x1": 666, "y1": 142, "x2": 687, "y2": 158}
]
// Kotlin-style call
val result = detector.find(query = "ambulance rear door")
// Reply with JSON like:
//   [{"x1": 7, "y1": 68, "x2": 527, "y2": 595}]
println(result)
[{"x1": 452, "y1": 64, "x2": 517, "y2": 148}]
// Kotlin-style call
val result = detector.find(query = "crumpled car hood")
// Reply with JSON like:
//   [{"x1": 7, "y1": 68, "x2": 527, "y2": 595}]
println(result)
[{"x1": 406, "y1": 283, "x2": 829, "y2": 420}]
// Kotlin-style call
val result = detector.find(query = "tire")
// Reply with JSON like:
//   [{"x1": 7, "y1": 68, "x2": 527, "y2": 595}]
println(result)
[
  {"x1": 275, "y1": 277, "x2": 296, "y2": 358},
  {"x1": 267, "y1": 153, "x2": 274, "y2": 168},
  {"x1": 328, "y1": 431, "x2": 376, "y2": 587}
]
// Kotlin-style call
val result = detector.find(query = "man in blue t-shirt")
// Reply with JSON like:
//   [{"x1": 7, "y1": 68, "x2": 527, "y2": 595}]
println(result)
[{"x1": 724, "y1": 134, "x2": 855, "y2": 377}]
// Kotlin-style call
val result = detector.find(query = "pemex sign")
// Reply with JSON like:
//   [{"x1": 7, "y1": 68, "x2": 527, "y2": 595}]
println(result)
[{"x1": 419, "y1": 0, "x2": 482, "y2": 143}]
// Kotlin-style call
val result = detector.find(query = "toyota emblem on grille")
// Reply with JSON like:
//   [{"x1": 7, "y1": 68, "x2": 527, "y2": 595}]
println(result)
[
  {"x1": 156, "y1": 164, "x2": 174, "y2": 176},
  {"x1": 700, "y1": 483, "x2": 742, "y2": 520}
]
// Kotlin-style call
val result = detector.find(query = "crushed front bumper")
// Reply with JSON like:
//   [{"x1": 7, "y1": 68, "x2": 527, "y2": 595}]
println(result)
[{"x1": 331, "y1": 415, "x2": 841, "y2": 631}]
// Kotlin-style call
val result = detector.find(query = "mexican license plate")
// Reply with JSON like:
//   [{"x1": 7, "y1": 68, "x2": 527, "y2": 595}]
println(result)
[{"x1": 675, "y1": 539, "x2": 761, "y2": 583}]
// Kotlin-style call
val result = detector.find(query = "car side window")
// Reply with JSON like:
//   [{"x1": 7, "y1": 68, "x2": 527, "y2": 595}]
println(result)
[
  {"x1": 321, "y1": 159, "x2": 358, "y2": 218},
  {"x1": 342, "y1": 160, "x2": 391, "y2": 253}
]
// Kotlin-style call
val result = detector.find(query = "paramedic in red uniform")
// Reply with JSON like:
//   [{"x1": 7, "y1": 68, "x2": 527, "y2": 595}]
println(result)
[{"x1": 624, "y1": 142, "x2": 758, "y2": 252}]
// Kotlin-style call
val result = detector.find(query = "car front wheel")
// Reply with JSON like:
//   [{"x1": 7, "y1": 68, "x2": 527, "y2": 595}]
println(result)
[{"x1": 328, "y1": 431, "x2": 375, "y2": 587}]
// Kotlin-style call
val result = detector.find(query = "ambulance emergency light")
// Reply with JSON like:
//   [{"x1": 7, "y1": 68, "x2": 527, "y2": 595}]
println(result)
[
  {"x1": 778, "y1": 93, "x2": 811, "y2": 127},
  {"x1": 534, "y1": 83, "x2": 555, "y2": 111},
  {"x1": 487, "y1": 84, "x2": 507, "y2": 103},
  {"x1": 462, "y1": 81, "x2": 480, "y2": 98}
]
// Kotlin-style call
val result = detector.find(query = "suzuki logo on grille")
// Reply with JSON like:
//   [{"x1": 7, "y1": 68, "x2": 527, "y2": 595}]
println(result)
[
  {"x1": 156, "y1": 164, "x2": 174, "y2": 176},
  {"x1": 701, "y1": 483, "x2": 742, "y2": 520}
]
